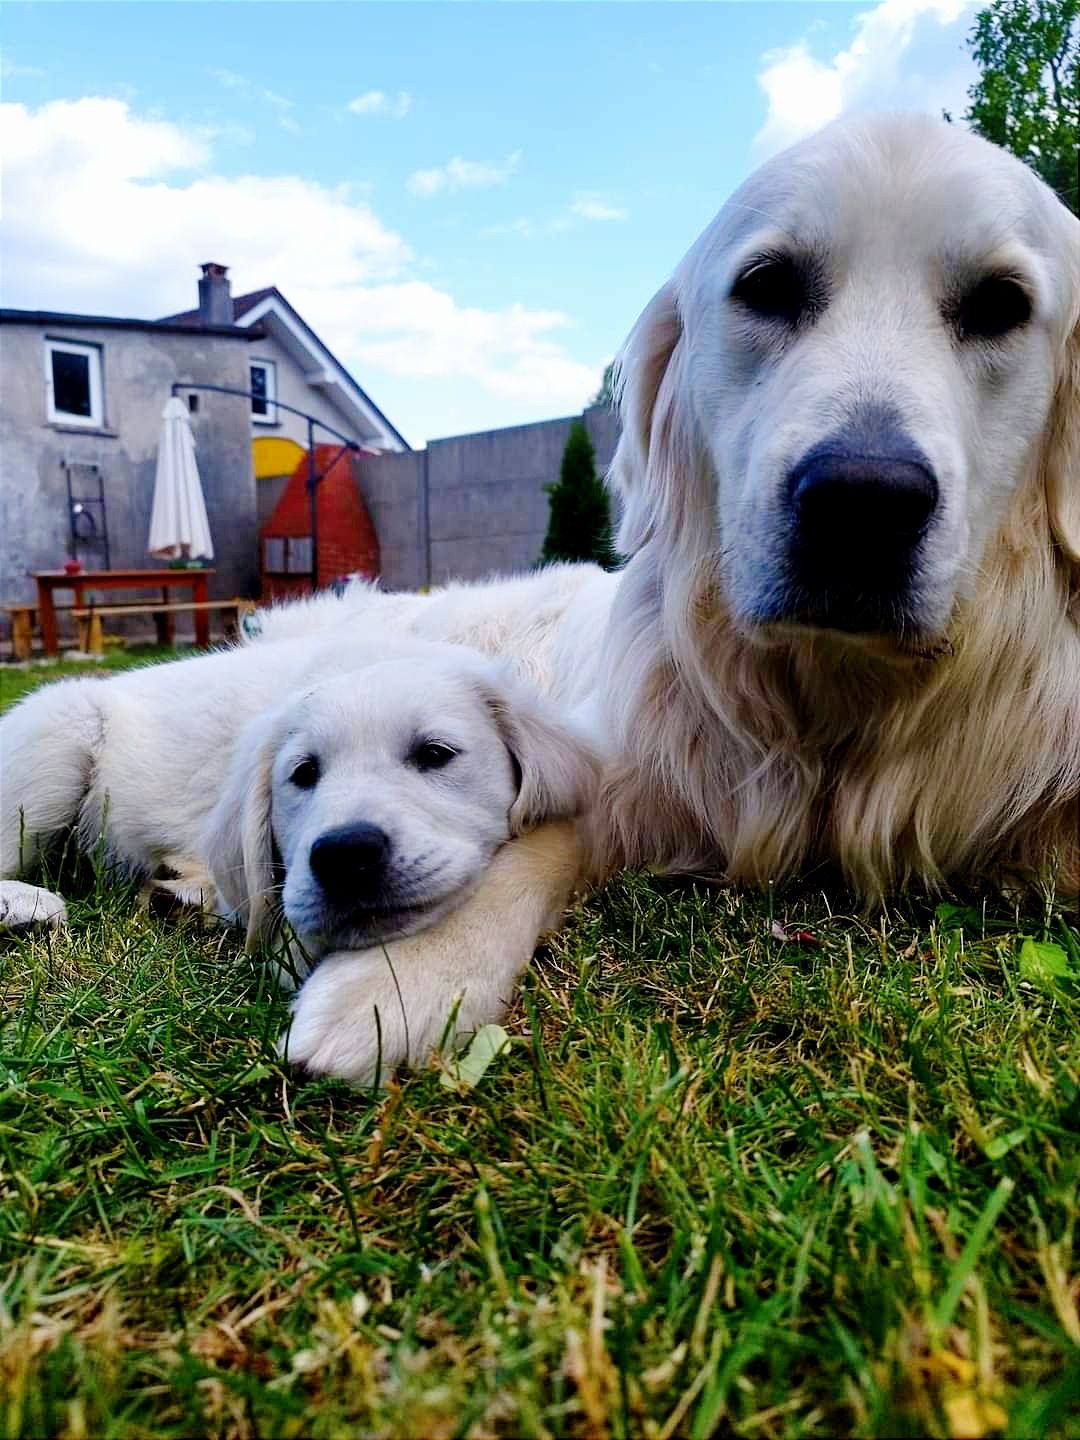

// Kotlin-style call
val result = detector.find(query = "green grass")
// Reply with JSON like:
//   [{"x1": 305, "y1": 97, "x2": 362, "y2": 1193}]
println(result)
[{"x1": 2, "y1": 656, "x2": 1079, "y2": 1438}]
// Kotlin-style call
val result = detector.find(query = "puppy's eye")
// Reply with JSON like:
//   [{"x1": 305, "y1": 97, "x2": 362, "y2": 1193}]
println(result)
[
  {"x1": 289, "y1": 757, "x2": 320, "y2": 789},
  {"x1": 410, "y1": 741, "x2": 457, "y2": 772},
  {"x1": 731, "y1": 255, "x2": 810, "y2": 325},
  {"x1": 954, "y1": 275, "x2": 1032, "y2": 340}
]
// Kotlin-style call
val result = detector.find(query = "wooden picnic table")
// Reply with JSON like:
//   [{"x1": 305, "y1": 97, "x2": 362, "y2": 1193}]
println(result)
[{"x1": 33, "y1": 568, "x2": 215, "y2": 657}]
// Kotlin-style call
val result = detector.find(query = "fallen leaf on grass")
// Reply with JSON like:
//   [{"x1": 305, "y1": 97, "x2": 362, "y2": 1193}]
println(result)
[
  {"x1": 1018, "y1": 939, "x2": 1073, "y2": 991},
  {"x1": 944, "y1": 1390, "x2": 1007, "y2": 1438},
  {"x1": 982, "y1": 1127, "x2": 1027, "y2": 1160},
  {"x1": 439, "y1": 1025, "x2": 512, "y2": 1092},
  {"x1": 770, "y1": 921, "x2": 821, "y2": 945}
]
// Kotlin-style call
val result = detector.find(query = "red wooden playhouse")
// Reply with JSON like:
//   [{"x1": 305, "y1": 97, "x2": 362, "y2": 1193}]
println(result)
[{"x1": 260, "y1": 444, "x2": 380, "y2": 602}]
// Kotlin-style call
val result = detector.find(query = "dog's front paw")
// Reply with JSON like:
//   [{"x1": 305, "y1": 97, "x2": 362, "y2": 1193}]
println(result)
[
  {"x1": 278, "y1": 824, "x2": 579, "y2": 1087},
  {"x1": 280, "y1": 943, "x2": 506, "y2": 1088},
  {"x1": 0, "y1": 880, "x2": 68, "y2": 932}
]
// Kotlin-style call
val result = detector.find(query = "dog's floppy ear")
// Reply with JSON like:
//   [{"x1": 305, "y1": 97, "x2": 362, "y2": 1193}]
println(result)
[
  {"x1": 608, "y1": 278, "x2": 711, "y2": 560},
  {"x1": 480, "y1": 661, "x2": 601, "y2": 834},
  {"x1": 201, "y1": 707, "x2": 284, "y2": 949},
  {"x1": 1044, "y1": 232, "x2": 1080, "y2": 592},
  {"x1": 609, "y1": 281, "x2": 682, "y2": 554}
]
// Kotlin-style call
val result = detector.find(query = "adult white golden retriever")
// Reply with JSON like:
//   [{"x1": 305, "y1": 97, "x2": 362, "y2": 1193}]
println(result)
[{"x1": 268, "y1": 113, "x2": 1080, "y2": 1083}]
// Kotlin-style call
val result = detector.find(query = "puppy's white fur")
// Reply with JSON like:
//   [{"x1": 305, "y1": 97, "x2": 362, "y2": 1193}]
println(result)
[
  {"x1": 202, "y1": 654, "x2": 598, "y2": 955},
  {"x1": 0, "y1": 636, "x2": 597, "y2": 957}
]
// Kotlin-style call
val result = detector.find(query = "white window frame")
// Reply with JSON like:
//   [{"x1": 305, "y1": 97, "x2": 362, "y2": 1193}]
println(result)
[
  {"x1": 250, "y1": 358, "x2": 278, "y2": 425},
  {"x1": 45, "y1": 338, "x2": 104, "y2": 428}
]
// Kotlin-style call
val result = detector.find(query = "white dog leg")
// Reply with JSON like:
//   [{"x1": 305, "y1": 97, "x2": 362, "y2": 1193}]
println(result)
[
  {"x1": 282, "y1": 820, "x2": 584, "y2": 1086},
  {"x1": 0, "y1": 879, "x2": 67, "y2": 931},
  {"x1": 1, "y1": 678, "x2": 103, "y2": 877}
]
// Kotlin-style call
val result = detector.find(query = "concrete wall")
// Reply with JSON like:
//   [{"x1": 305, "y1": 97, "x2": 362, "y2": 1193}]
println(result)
[
  {"x1": 0, "y1": 321, "x2": 258, "y2": 625},
  {"x1": 353, "y1": 404, "x2": 620, "y2": 591}
]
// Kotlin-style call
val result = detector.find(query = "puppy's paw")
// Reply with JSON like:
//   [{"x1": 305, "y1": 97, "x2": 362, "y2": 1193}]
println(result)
[
  {"x1": 280, "y1": 943, "x2": 506, "y2": 1088},
  {"x1": 139, "y1": 870, "x2": 219, "y2": 923},
  {"x1": 0, "y1": 880, "x2": 68, "y2": 933},
  {"x1": 278, "y1": 824, "x2": 580, "y2": 1087}
]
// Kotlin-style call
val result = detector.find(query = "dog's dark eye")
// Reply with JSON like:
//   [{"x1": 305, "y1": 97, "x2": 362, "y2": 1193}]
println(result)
[
  {"x1": 411, "y1": 741, "x2": 457, "y2": 772},
  {"x1": 731, "y1": 255, "x2": 810, "y2": 325},
  {"x1": 290, "y1": 756, "x2": 320, "y2": 789},
  {"x1": 954, "y1": 275, "x2": 1032, "y2": 340}
]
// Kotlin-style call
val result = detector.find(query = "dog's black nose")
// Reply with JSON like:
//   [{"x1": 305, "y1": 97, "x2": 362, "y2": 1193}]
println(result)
[
  {"x1": 309, "y1": 823, "x2": 390, "y2": 902},
  {"x1": 791, "y1": 452, "x2": 938, "y2": 553},
  {"x1": 781, "y1": 415, "x2": 940, "y2": 633}
]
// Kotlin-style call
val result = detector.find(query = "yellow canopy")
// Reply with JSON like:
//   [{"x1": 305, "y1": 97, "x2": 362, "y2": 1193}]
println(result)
[{"x1": 253, "y1": 436, "x2": 306, "y2": 480}]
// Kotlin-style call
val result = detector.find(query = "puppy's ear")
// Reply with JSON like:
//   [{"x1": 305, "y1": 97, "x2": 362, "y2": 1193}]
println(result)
[
  {"x1": 481, "y1": 664, "x2": 601, "y2": 834},
  {"x1": 201, "y1": 708, "x2": 283, "y2": 949},
  {"x1": 1044, "y1": 244, "x2": 1080, "y2": 592},
  {"x1": 609, "y1": 280, "x2": 706, "y2": 556}
]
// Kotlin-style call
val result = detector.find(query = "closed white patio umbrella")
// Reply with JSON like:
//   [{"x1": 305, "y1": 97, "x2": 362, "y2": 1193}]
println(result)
[{"x1": 148, "y1": 396, "x2": 215, "y2": 560}]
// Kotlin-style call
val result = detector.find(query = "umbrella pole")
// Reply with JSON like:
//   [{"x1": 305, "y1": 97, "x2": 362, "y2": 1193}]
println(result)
[{"x1": 307, "y1": 416, "x2": 318, "y2": 595}]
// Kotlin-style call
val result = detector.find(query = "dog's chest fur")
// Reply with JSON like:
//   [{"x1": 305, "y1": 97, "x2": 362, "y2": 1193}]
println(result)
[{"x1": 596, "y1": 550, "x2": 1080, "y2": 900}]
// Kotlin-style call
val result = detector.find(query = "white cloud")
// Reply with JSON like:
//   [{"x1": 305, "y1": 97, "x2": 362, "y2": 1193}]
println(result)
[
  {"x1": 408, "y1": 150, "x2": 521, "y2": 197},
  {"x1": 210, "y1": 67, "x2": 299, "y2": 131},
  {"x1": 482, "y1": 217, "x2": 535, "y2": 238},
  {"x1": 1, "y1": 55, "x2": 45, "y2": 81},
  {"x1": 754, "y1": 0, "x2": 977, "y2": 157},
  {"x1": 347, "y1": 89, "x2": 412, "y2": 118},
  {"x1": 1, "y1": 98, "x2": 599, "y2": 439},
  {"x1": 570, "y1": 193, "x2": 628, "y2": 222},
  {"x1": 330, "y1": 285, "x2": 597, "y2": 402}
]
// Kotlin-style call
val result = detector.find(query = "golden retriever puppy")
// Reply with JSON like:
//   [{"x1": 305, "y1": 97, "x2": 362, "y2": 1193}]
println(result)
[{"x1": 0, "y1": 637, "x2": 598, "y2": 959}]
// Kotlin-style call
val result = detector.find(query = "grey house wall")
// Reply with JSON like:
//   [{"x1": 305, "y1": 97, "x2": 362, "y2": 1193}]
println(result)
[
  {"x1": 354, "y1": 404, "x2": 620, "y2": 591},
  {"x1": 247, "y1": 329, "x2": 372, "y2": 451},
  {"x1": 0, "y1": 321, "x2": 259, "y2": 622}
]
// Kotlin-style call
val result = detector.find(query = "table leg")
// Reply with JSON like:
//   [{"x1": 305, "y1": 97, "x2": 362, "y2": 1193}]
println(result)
[
  {"x1": 37, "y1": 582, "x2": 59, "y2": 658},
  {"x1": 193, "y1": 576, "x2": 210, "y2": 648},
  {"x1": 158, "y1": 588, "x2": 175, "y2": 646}
]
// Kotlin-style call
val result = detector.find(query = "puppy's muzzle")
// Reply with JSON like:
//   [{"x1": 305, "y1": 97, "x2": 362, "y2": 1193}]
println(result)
[
  {"x1": 309, "y1": 822, "x2": 390, "y2": 906},
  {"x1": 783, "y1": 417, "x2": 938, "y2": 633}
]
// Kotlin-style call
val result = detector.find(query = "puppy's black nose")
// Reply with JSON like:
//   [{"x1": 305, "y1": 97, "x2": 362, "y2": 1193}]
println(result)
[
  {"x1": 309, "y1": 823, "x2": 390, "y2": 903},
  {"x1": 792, "y1": 452, "x2": 938, "y2": 553}
]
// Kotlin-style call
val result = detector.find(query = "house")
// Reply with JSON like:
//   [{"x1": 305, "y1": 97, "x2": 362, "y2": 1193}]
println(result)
[
  {"x1": 1, "y1": 259, "x2": 622, "y2": 651},
  {"x1": 161, "y1": 265, "x2": 410, "y2": 527},
  {"x1": 0, "y1": 264, "x2": 408, "y2": 627}
]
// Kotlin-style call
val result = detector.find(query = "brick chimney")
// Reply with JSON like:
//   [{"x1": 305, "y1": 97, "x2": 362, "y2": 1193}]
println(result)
[{"x1": 197, "y1": 262, "x2": 233, "y2": 327}]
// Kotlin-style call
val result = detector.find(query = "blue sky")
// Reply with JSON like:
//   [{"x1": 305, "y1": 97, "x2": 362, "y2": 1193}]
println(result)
[{"x1": 3, "y1": 1, "x2": 979, "y2": 444}]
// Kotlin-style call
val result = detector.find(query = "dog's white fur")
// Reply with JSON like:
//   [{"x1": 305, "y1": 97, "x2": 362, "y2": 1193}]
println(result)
[
  {"x1": 238, "y1": 113, "x2": 1080, "y2": 1083},
  {"x1": 0, "y1": 635, "x2": 598, "y2": 960},
  {"x1": 4, "y1": 115, "x2": 1077, "y2": 1086},
  {"x1": 204, "y1": 654, "x2": 598, "y2": 956},
  {"x1": 595, "y1": 113, "x2": 1080, "y2": 897}
]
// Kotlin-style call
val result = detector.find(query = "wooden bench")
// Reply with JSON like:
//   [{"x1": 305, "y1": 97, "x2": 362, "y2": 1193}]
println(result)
[
  {"x1": 72, "y1": 599, "x2": 256, "y2": 656},
  {"x1": 6, "y1": 604, "x2": 37, "y2": 661}
]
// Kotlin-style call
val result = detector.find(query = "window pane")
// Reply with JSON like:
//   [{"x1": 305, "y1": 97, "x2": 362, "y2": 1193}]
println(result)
[
  {"x1": 52, "y1": 350, "x2": 92, "y2": 417},
  {"x1": 250, "y1": 365, "x2": 268, "y2": 416},
  {"x1": 287, "y1": 536, "x2": 313, "y2": 574},
  {"x1": 264, "y1": 537, "x2": 286, "y2": 571}
]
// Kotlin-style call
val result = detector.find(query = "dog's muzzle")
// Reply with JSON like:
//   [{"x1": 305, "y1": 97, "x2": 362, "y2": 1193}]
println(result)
[{"x1": 781, "y1": 413, "x2": 939, "y2": 634}]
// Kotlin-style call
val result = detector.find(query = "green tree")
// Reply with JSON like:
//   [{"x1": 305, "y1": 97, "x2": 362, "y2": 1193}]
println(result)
[
  {"x1": 961, "y1": 0, "x2": 1079, "y2": 213},
  {"x1": 591, "y1": 360, "x2": 617, "y2": 409},
  {"x1": 540, "y1": 420, "x2": 618, "y2": 569}
]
